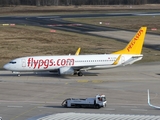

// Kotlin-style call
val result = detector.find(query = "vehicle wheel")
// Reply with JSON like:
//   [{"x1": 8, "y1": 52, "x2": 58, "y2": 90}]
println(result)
[
  {"x1": 77, "y1": 104, "x2": 81, "y2": 108},
  {"x1": 95, "y1": 104, "x2": 100, "y2": 109},
  {"x1": 78, "y1": 72, "x2": 83, "y2": 76}
]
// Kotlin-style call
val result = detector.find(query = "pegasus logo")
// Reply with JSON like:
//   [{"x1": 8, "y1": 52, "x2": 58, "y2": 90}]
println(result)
[{"x1": 127, "y1": 29, "x2": 143, "y2": 52}]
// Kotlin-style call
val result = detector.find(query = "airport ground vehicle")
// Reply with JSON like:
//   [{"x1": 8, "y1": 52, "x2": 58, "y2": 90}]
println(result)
[{"x1": 61, "y1": 95, "x2": 107, "y2": 109}]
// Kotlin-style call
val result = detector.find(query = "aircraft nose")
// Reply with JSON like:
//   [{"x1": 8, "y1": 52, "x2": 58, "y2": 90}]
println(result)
[{"x1": 3, "y1": 64, "x2": 10, "y2": 70}]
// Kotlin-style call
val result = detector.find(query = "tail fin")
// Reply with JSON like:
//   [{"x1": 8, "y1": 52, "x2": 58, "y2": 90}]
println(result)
[{"x1": 113, "y1": 27, "x2": 147, "y2": 54}]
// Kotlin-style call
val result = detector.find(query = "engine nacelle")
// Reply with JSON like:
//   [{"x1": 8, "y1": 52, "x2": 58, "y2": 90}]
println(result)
[{"x1": 58, "y1": 67, "x2": 74, "y2": 75}]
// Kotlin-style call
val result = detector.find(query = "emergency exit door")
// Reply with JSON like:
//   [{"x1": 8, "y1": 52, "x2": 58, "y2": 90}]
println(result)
[{"x1": 22, "y1": 59, "x2": 26, "y2": 67}]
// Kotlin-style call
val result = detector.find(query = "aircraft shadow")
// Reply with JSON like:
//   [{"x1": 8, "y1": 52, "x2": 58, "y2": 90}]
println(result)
[
  {"x1": 44, "y1": 105, "x2": 64, "y2": 108},
  {"x1": 156, "y1": 73, "x2": 160, "y2": 76},
  {"x1": 0, "y1": 71, "x2": 99, "y2": 78},
  {"x1": 83, "y1": 72, "x2": 99, "y2": 76},
  {"x1": 0, "y1": 72, "x2": 68, "y2": 79}
]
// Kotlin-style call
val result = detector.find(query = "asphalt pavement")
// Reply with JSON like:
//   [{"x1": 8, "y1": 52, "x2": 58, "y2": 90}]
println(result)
[{"x1": 0, "y1": 62, "x2": 160, "y2": 119}]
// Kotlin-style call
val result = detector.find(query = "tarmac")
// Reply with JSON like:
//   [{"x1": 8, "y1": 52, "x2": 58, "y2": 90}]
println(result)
[{"x1": 0, "y1": 62, "x2": 160, "y2": 120}]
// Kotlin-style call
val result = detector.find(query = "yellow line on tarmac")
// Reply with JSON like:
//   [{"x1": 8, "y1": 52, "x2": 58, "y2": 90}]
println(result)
[
  {"x1": 10, "y1": 90, "x2": 69, "y2": 120},
  {"x1": 77, "y1": 80, "x2": 103, "y2": 83},
  {"x1": 10, "y1": 106, "x2": 37, "y2": 120},
  {"x1": 10, "y1": 82, "x2": 72, "y2": 120},
  {"x1": 92, "y1": 80, "x2": 103, "y2": 83},
  {"x1": 77, "y1": 80, "x2": 89, "y2": 83}
]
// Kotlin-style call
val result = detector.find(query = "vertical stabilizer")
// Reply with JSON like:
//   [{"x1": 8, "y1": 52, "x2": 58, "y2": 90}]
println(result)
[{"x1": 113, "y1": 27, "x2": 147, "y2": 54}]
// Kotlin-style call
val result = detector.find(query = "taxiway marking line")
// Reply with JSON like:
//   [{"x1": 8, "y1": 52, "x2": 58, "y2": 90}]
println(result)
[
  {"x1": 77, "y1": 80, "x2": 88, "y2": 83},
  {"x1": 7, "y1": 106, "x2": 23, "y2": 108},
  {"x1": 9, "y1": 106, "x2": 37, "y2": 120},
  {"x1": 131, "y1": 109, "x2": 148, "y2": 111},
  {"x1": 77, "y1": 80, "x2": 103, "y2": 83}
]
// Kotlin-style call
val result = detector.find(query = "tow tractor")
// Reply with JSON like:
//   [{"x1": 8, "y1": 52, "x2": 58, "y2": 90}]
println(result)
[{"x1": 61, "y1": 94, "x2": 107, "y2": 109}]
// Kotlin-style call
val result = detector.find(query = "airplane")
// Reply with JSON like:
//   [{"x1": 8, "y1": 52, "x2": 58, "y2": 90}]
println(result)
[
  {"x1": 147, "y1": 89, "x2": 160, "y2": 109},
  {"x1": 3, "y1": 27, "x2": 147, "y2": 76}
]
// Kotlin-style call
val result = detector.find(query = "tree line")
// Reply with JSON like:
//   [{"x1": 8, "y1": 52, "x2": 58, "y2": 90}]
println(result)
[{"x1": 0, "y1": 0, "x2": 160, "y2": 6}]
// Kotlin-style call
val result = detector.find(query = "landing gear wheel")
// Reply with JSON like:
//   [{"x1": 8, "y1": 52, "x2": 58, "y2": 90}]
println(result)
[
  {"x1": 78, "y1": 71, "x2": 83, "y2": 76},
  {"x1": 76, "y1": 104, "x2": 81, "y2": 108}
]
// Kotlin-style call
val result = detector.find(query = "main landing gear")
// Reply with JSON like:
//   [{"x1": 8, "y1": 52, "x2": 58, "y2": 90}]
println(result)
[
  {"x1": 74, "y1": 71, "x2": 83, "y2": 76},
  {"x1": 77, "y1": 71, "x2": 83, "y2": 76}
]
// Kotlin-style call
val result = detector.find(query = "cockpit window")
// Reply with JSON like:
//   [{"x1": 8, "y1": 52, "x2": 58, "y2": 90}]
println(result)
[{"x1": 9, "y1": 61, "x2": 16, "y2": 64}]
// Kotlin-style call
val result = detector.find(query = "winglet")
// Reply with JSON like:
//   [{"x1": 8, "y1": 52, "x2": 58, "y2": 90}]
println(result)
[
  {"x1": 75, "y1": 47, "x2": 81, "y2": 55},
  {"x1": 112, "y1": 55, "x2": 121, "y2": 65},
  {"x1": 113, "y1": 27, "x2": 147, "y2": 54}
]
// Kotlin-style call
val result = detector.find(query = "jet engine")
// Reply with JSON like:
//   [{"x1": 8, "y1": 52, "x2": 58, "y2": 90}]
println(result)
[{"x1": 58, "y1": 67, "x2": 74, "y2": 75}]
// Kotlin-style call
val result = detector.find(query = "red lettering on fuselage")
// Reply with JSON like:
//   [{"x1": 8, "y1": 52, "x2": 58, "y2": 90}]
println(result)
[
  {"x1": 127, "y1": 29, "x2": 143, "y2": 52},
  {"x1": 49, "y1": 59, "x2": 54, "y2": 66},
  {"x1": 66, "y1": 59, "x2": 74, "y2": 66},
  {"x1": 61, "y1": 59, "x2": 66, "y2": 66},
  {"x1": 44, "y1": 59, "x2": 49, "y2": 69},
  {"x1": 27, "y1": 58, "x2": 75, "y2": 69},
  {"x1": 57, "y1": 59, "x2": 61, "y2": 66},
  {"x1": 33, "y1": 60, "x2": 39, "y2": 69}
]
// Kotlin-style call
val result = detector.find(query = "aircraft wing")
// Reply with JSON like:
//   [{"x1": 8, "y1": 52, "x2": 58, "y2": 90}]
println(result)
[
  {"x1": 71, "y1": 65, "x2": 95, "y2": 71},
  {"x1": 148, "y1": 89, "x2": 160, "y2": 109}
]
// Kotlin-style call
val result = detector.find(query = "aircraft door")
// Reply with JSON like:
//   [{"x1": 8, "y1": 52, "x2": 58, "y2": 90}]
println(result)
[
  {"x1": 121, "y1": 56, "x2": 125, "y2": 64},
  {"x1": 22, "y1": 59, "x2": 26, "y2": 67}
]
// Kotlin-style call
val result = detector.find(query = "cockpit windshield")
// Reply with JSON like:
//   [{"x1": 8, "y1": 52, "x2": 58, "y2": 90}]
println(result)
[
  {"x1": 9, "y1": 61, "x2": 16, "y2": 64},
  {"x1": 101, "y1": 97, "x2": 106, "y2": 102}
]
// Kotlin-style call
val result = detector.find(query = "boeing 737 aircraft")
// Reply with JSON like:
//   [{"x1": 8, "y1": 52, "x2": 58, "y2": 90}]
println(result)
[{"x1": 3, "y1": 27, "x2": 147, "y2": 76}]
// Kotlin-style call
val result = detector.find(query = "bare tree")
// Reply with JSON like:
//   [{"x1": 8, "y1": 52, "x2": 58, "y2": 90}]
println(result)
[
  {"x1": 0, "y1": 0, "x2": 160, "y2": 6},
  {"x1": 53, "y1": 0, "x2": 59, "y2": 6},
  {"x1": 0, "y1": 0, "x2": 9, "y2": 6},
  {"x1": 36, "y1": 0, "x2": 40, "y2": 6}
]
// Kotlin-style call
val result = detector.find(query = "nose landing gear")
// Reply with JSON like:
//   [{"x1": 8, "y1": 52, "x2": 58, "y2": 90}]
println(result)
[{"x1": 12, "y1": 71, "x2": 20, "y2": 77}]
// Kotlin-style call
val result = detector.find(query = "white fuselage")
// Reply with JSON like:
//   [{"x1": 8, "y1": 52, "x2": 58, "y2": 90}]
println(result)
[{"x1": 3, "y1": 54, "x2": 143, "y2": 72}]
